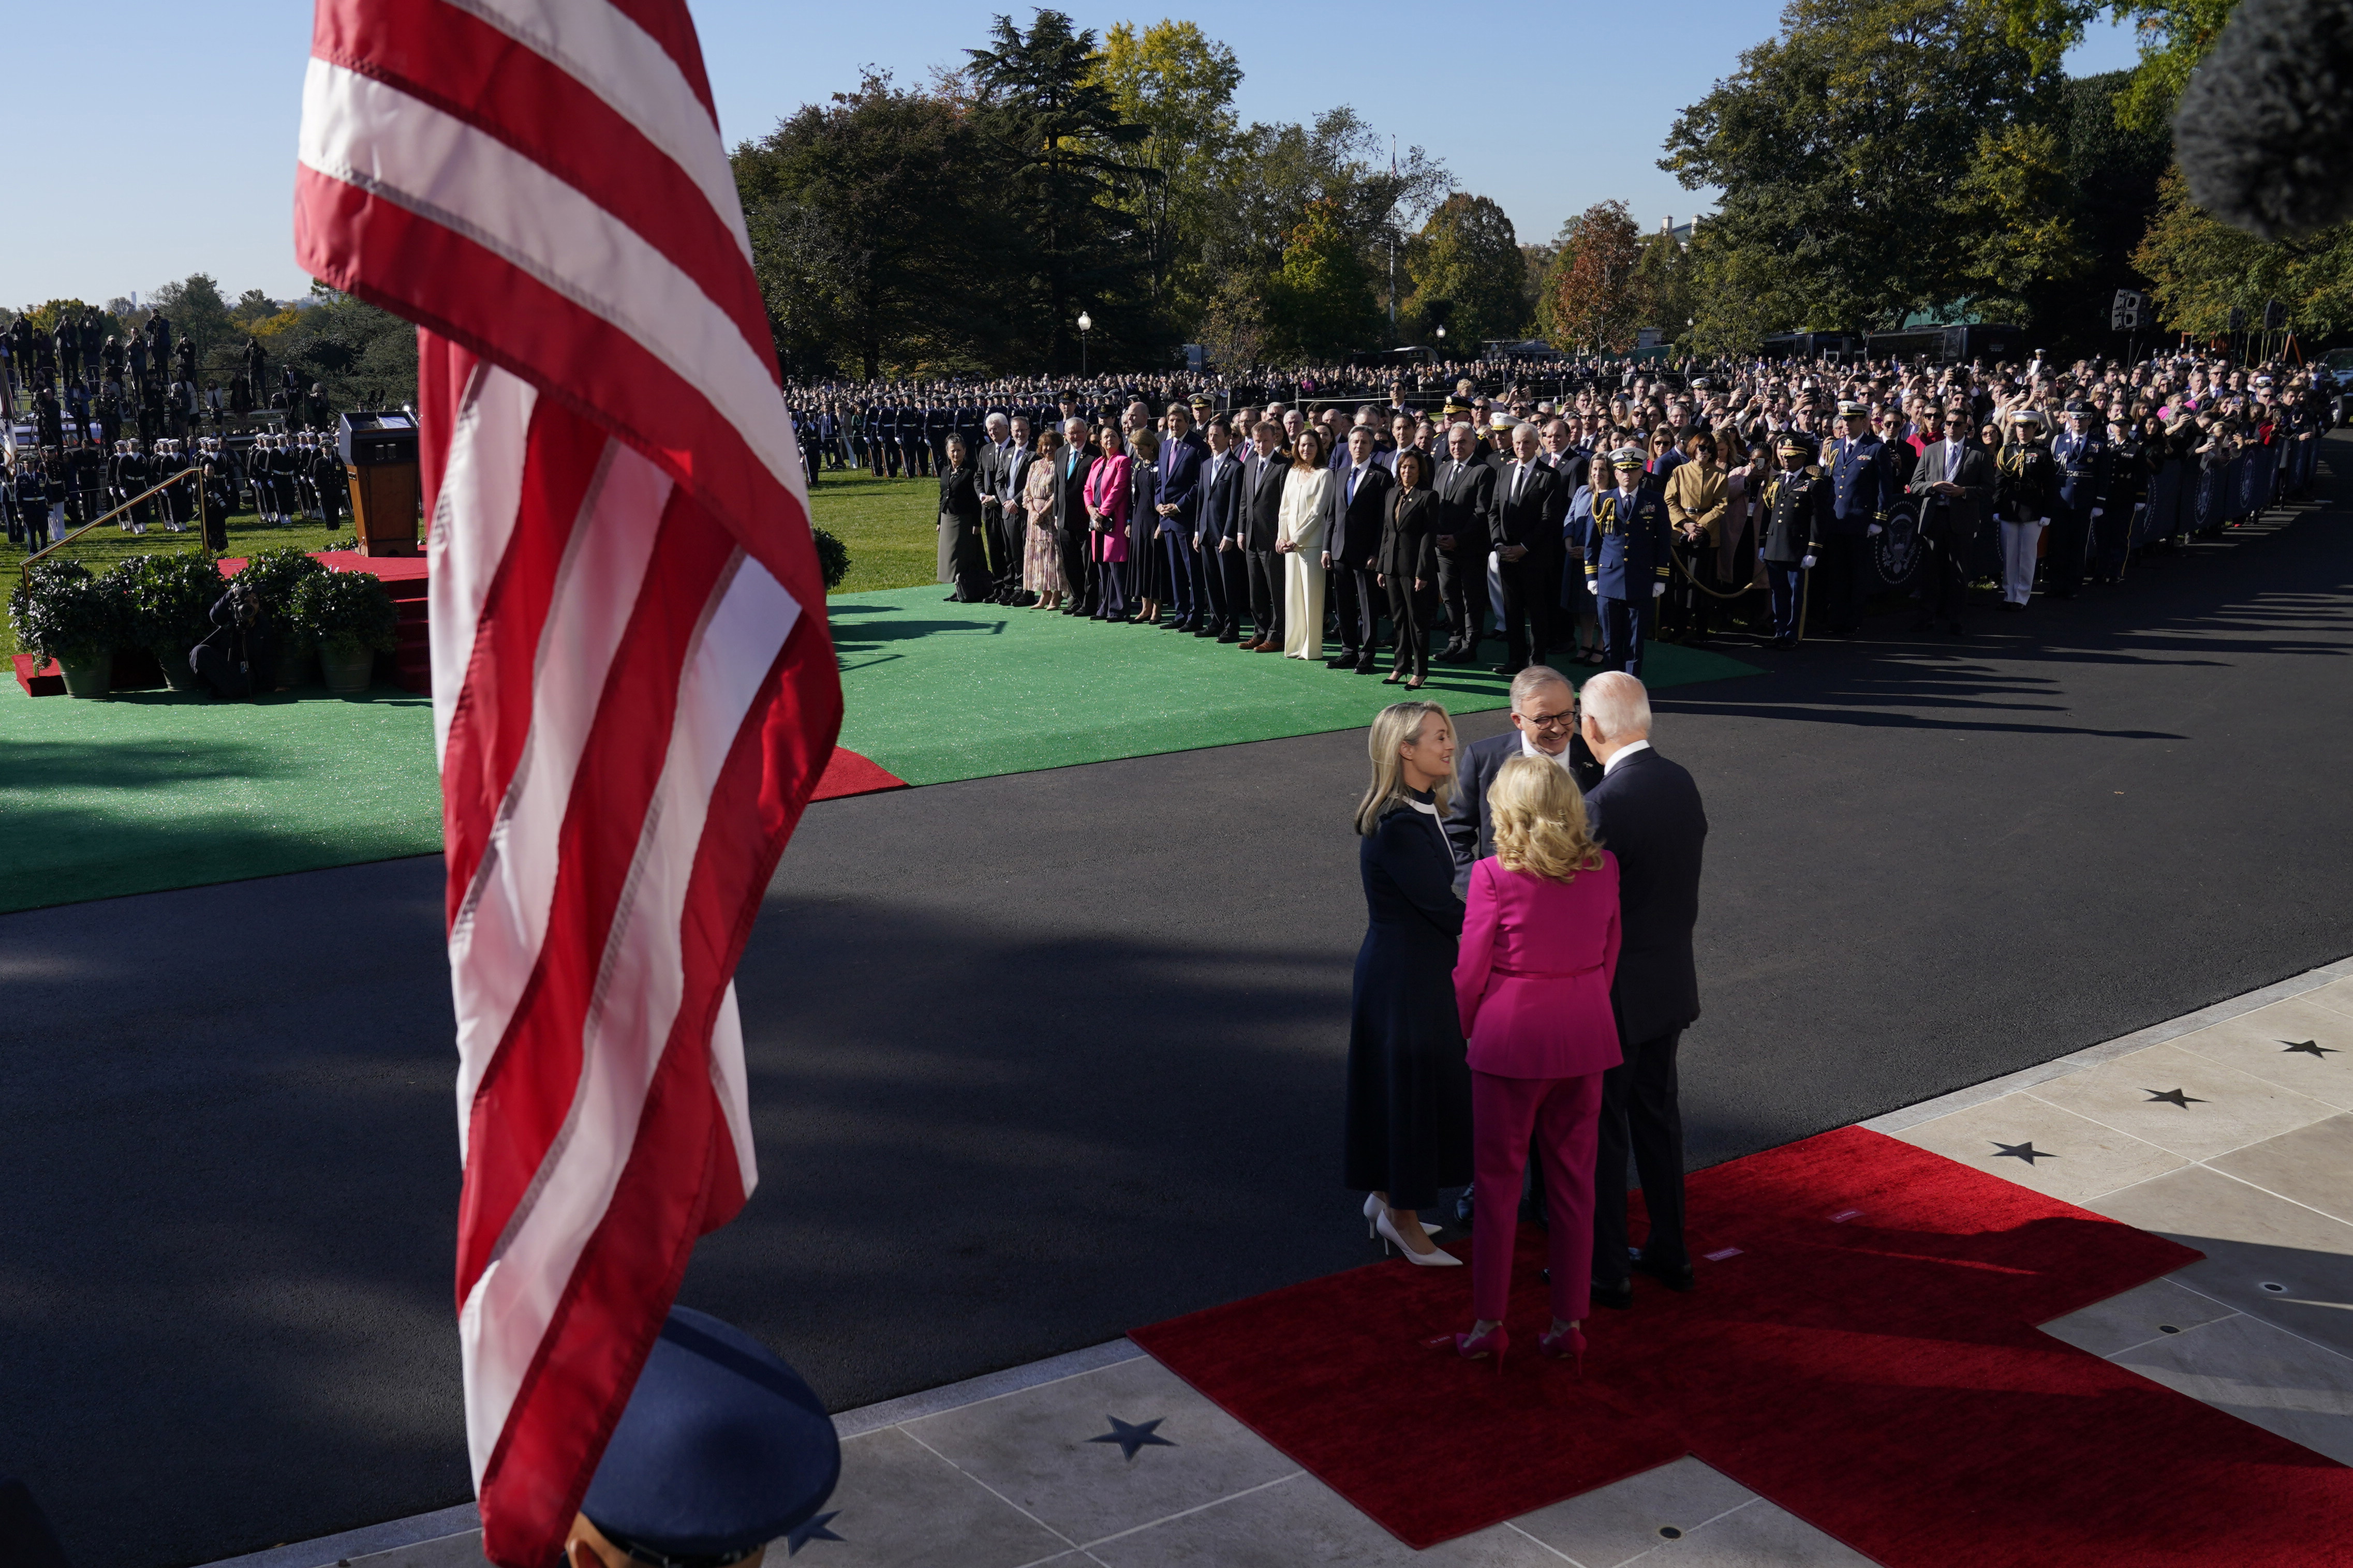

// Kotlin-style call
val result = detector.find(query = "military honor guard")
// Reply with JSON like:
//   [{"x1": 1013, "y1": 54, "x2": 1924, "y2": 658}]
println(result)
[
  {"x1": 1757, "y1": 435, "x2": 1832, "y2": 648},
  {"x1": 1583, "y1": 447, "x2": 1674, "y2": 675},
  {"x1": 1994, "y1": 409, "x2": 2059, "y2": 610},
  {"x1": 1815, "y1": 401, "x2": 1885, "y2": 637}
]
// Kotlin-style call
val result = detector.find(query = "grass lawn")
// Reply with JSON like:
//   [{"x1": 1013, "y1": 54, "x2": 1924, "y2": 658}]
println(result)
[{"x1": 809, "y1": 468, "x2": 937, "y2": 596}]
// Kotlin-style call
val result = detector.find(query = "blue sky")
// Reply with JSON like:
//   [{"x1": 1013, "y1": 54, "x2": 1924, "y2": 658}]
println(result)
[{"x1": 1, "y1": 2, "x2": 2141, "y2": 309}]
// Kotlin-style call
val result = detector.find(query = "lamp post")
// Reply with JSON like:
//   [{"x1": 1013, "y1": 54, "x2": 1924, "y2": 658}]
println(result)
[{"x1": 1077, "y1": 310, "x2": 1092, "y2": 376}]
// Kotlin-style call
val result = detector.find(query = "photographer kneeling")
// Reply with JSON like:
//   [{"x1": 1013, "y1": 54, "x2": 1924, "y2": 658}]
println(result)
[{"x1": 191, "y1": 579, "x2": 282, "y2": 699}]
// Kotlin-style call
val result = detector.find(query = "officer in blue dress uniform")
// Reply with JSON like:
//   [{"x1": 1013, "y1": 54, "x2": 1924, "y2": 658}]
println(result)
[
  {"x1": 563, "y1": 1306, "x2": 840, "y2": 1568},
  {"x1": 2046, "y1": 399, "x2": 2107, "y2": 599},
  {"x1": 1816, "y1": 401, "x2": 1884, "y2": 637},
  {"x1": 1582, "y1": 446, "x2": 1674, "y2": 676}
]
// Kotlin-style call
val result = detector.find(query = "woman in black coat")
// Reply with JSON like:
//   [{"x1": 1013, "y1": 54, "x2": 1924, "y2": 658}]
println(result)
[
  {"x1": 937, "y1": 435, "x2": 991, "y2": 603},
  {"x1": 1125, "y1": 428, "x2": 1163, "y2": 624},
  {"x1": 1344, "y1": 699, "x2": 1471, "y2": 1266},
  {"x1": 1377, "y1": 449, "x2": 1441, "y2": 688}
]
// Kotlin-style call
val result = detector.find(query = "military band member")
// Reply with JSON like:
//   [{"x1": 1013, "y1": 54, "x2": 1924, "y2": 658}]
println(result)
[{"x1": 1993, "y1": 409, "x2": 2059, "y2": 610}]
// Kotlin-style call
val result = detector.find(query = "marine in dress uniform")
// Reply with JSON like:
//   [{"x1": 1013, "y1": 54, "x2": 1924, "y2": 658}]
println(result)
[
  {"x1": 1583, "y1": 448, "x2": 1675, "y2": 676},
  {"x1": 2045, "y1": 400, "x2": 2107, "y2": 599},
  {"x1": 1757, "y1": 436, "x2": 1831, "y2": 647}
]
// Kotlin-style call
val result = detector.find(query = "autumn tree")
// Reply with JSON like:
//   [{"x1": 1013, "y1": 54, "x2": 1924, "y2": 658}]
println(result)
[
  {"x1": 1544, "y1": 201, "x2": 1644, "y2": 352},
  {"x1": 1094, "y1": 20, "x2": 1241, "y2": 337},
  {"x1": 1404, "y1": 193, "x2": 1526, "y2": 346}
]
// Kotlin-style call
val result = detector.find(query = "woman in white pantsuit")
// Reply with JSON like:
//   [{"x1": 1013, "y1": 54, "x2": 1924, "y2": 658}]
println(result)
[{"x1": 1279, "y1": 429, "x2": 1335, "y2": 660}]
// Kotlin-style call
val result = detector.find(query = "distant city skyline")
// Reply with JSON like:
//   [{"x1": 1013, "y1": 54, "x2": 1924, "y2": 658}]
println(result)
[{"x1": 2, "y1": 1, "x2": 2142, "y2": 309}]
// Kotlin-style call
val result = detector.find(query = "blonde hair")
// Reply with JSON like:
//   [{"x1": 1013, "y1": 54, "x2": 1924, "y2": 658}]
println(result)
[
  {"x1": 1355, "y1": 701, "x2": 1456, "y2": 836},
  {"x1": 1489, "y1": 754, "x2": 1604, "y2": 883}
]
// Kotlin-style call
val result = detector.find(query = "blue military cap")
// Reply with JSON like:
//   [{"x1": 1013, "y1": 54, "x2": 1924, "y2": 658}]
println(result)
[{"x1": 581, "y1": 1307, "x2": 840, "y2": 1566}]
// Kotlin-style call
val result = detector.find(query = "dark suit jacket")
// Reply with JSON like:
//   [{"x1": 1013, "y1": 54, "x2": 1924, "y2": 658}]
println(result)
[
  {"x1": 1199, "y1": 447, "x2": 1246, "y2": 547},
  {"x1": 1907, "y1": 439, "x2": 1996, "y2": 540},
  {"x1": 1242, "y1": 450, "x2": 1288, "y2": 551},
  {"x1": 1052, "y1": 442, "x2": 1096, "y2": 537},
  {"x1": 1325, "y1": 459, "x2": 1395, "y2": 568},
  {"x1": 1156, "y1": 430, "x2": 1209, "y2": 539},
  {"x1": 1492, "y1": 460, "x2": 1568, "y2": 552},
  {"x1": 1377, "y1": 485, "x2": 1440, "y2": 583},
  {"x1": 1432, "y1": 456, "x2": 1494, "y2": 554},
  {"x1": 1583, "y1": 745, "x2": 1707, "y2": 1043},
  {"x1": 1443, "y1": 731, "x2": 1605, "y2": 895}
]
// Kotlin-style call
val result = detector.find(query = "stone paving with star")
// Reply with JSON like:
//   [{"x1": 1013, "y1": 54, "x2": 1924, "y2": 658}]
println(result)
[{"x1": 198, "y1": 958, "x2": 2353, "y2": 1568}]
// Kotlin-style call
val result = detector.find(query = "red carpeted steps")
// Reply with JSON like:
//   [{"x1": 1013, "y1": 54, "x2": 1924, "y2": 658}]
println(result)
[{"x1": 1133, "y1": 1126, "x2": 2353, "y2": 1565}]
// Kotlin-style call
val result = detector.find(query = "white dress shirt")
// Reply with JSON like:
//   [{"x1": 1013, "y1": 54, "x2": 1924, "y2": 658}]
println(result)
[{"x1": 1600, "y1": 738, "x2": 1652, "y2": 775}]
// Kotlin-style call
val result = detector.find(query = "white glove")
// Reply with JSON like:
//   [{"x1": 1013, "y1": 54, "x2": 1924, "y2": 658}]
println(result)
[
  {"x1": 1867, "y1": 524, "x2": 1883, "y2": 537},
  {"x1": 1800, "y1": 554, "x2": 1817, "y2": 569},
  {"x1": 1587, "y1": 579, "x2": 1600, "y2": 595},
  {"x1": 1651, "y1": 581, "x2": 1667, "y2": 598},
  {"x1": 2091, "y1": 507, "x2": 2104, "y2": 518}
]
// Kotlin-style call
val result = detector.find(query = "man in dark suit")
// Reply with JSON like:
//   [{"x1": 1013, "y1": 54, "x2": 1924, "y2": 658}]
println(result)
[
  {"x1": 1816, "y1": 402, "x2": 1884, "y2": 637},
  {"x1": 1053, "y1": 417, "x2": 1098, "y2": 616},
  {"x1": 1239, "y1": 421, "x2": 1290, "y2": 651},
  {"x1": 1905, "y1": 406, "x2": 1994, "y2": 637},
  {"x1": 1196, "y1": 416, "x2": 1247, "y2": 640},
  {"x1": 1579, "y1": 671, "x2": 1708, "y2": 1310},
  {"x1": 1489, "y1": 422, "x2": 1568, "y2": 676},
  {"x1": 1442, "y1": 665, "x2": 1602, "y2": 894},
  {"x1": 1154, "y1": 401, "x2": 1210, "y2": 631},
  {"x1": 1323, "y1": 423, "x2": 1394, "y2": 674},
  {"x1": 988, "y1": 413, "x2": 1033, "y2": 605},
  {"x1": 1432, "y1": 421, "x2": 1495, "y2": 664}
]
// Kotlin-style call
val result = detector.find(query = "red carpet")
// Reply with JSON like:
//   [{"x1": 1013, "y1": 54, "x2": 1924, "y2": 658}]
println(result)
[
  {"x1": 809, "y1": 746, "x2": 907, "y2": 801},
  {"x1": 1133, "y1": 1127, "x2": 2353, "y2": 1564}
]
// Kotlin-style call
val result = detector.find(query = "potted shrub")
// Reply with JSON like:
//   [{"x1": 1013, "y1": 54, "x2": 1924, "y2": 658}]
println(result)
[
  {"x1": 111, "y1": 552, "x2": 226, "y2": 692},
  {"x1": 7, "y1": 559, "x2": 125, "y2": 697},
  {"x1": 291, "y1": 569, "x2": 399, "y2": 694},
  {"x1": 232, "y1": 546, "x2": 330, "y2": 688}
]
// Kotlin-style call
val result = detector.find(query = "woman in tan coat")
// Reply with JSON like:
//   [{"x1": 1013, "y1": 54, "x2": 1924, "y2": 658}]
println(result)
[{"x1": 1663, "y1": 432, "x2": 1729, "y2": 645}]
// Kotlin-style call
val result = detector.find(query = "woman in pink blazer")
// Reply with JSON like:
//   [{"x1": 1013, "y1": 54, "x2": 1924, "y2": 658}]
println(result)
[
  {"x1": 1440, "y1": 754, "x2": 1621, "y2": 1371},
  {"x1": 1086, "y1": 428, "x2": 1134, "y2": 622}
]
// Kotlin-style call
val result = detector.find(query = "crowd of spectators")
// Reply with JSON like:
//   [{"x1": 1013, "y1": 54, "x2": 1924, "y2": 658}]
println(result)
[{"x1": 801, "y1": 349, "x2": 2339, "y2": 674}]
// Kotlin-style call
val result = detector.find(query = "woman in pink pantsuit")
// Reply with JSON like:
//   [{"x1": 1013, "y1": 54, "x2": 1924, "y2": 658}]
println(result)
[{"x1": 1441, "y1": 754, "x2": 1621, "y2": 1370}]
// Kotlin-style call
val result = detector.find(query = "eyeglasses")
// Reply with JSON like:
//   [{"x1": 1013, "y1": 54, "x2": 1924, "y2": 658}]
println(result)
[{"x1": 1518, "y1": 708, "x2": 1577, "y2": 731}]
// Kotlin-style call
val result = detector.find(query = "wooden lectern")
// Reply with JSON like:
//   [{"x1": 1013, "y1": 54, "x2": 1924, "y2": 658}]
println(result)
[{"x1": 338, "y1": 411, "x2": 423, "y2": 557}]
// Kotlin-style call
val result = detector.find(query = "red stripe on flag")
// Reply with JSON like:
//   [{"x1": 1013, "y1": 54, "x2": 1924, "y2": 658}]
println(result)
[
  {"x1": 310, "y1": 0, "x2": 771, "y2": 356},
  {"x1": 439, "y1": 404, "x2": 606, "y2": 916},
  {"x1": 455, "y1": 497, "x2": 737, "y2": 1300},
  {"x1": 295, "y1": 168, "x2": 828, "y2": 618}
]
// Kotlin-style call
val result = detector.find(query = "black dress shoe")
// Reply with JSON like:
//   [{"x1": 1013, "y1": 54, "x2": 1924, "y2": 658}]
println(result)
[
  {"x1": 1632, "y1": 1251, "x2": 1696, "y2": 1292},
  {"x1": 1354, "y1": 661, "x2": 1378, "y2": 675},
  {"x1": 1491, "y1": 663, "x2": 1524, "y2": 676},
  {"x1": 1216, "y1": 630, "x2": 1240, "y2": 644},
  {"x1": 1326, "y1": 653, "x2": 1359, "y2": 669},
  {"x1": 1590, "y1": 1277, "x2": 1634, "y2": 1311}
]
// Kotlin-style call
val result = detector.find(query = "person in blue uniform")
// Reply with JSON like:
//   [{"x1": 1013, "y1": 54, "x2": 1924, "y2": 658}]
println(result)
[
  {"x1": 1582, "y1": 447, "x2": 1674, "y2": 676},
  {"x1": 561, "y1": 1306, "x2": 839, "y2": 1568},
  {"x1": 2046, "y1": 399, "x2": 2107, "y2": 600},
  {"x1": 1757, "y1": 436, "x2": 1832, "y2": 648},
  {"x1": 1816, "y1": 401, "x2": 1884, "y2": 637}
]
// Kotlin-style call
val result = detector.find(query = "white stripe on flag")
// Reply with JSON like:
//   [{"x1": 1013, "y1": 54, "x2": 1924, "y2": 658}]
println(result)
[
  {"x1": 436, "y1": 0, "x2": 752, "y2": 261},
  {"x1": 449, "y1": 440, "x2": 672, "y2": 1159},
  {"x1": 297, "y1": 58, "x2": 800, "y2": 496},
  {"x1": 458, "y1": 551, "x2": 796, "y2": 1482},
  {"x1": 429, "y1": 365, "x2": 537, "y2": 768}
]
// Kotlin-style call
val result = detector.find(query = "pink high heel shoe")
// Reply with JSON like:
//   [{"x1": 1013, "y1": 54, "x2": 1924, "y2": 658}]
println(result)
[
  {"x1": 1538, "y1": 1323, "x2": 1586, "y2": 1377},
  {"x1": 1425, "y1": 1323, "x2": 1508, "y2": 1371}
]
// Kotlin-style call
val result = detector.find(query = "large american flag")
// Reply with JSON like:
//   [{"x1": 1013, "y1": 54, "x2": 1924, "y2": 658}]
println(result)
[{"x1": 292, "y1": 2, "x2": 841, "y2": 1563}]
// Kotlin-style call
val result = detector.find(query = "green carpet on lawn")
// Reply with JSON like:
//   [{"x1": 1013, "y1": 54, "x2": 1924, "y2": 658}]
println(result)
[
  {"x1": 831, "y1": 585, "x2": 1759, "y2": 786},
  {"x1": 0, "y1": 683, "x2": 440, "y2": 915}
]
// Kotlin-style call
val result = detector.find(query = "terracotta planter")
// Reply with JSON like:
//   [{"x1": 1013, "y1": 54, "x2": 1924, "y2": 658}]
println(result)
[
  {"x1": 321, "y1": 645, "x2": 376, "y2": 694},
  {"x1": 57, "y1": 651, "x2": 113, "y2": 698}
]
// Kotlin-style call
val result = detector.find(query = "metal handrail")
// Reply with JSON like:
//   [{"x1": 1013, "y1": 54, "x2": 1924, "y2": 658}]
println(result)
[{"x1": 20, "y1": 467, "x2": 205, "y2": 569}]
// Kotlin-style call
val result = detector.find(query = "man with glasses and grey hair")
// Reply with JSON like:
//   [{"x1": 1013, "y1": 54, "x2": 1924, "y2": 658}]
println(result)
[{"x1": 1441, "y1": 665, "x2": 1602, "y2": 898}]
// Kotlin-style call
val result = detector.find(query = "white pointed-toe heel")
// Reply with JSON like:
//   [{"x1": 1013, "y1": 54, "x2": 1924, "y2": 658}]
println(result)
[{"x1": 1376, "y1": 1209, "x2": 1463, "y2": 1266}]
